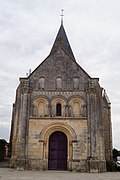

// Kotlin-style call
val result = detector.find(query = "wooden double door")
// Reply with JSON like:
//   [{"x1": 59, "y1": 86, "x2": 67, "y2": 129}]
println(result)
[{"x1": 48, "y1": 131, "x2": 67, "y2": 170}]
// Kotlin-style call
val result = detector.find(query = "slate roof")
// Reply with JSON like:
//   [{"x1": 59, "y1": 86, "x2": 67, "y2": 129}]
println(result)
[{"x1": 50, "y1": 24, "x2": 75, "y2": 61}]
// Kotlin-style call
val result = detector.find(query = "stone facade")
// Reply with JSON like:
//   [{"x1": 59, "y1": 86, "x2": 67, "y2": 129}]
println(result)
[{"x1": 10, "y1": 23, "x2": 112, "y2": 172}]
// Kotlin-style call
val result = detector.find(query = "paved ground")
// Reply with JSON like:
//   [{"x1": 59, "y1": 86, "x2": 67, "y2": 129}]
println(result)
[{"x1": 0, "y1": 168, "x2": 120, "y2": 180}]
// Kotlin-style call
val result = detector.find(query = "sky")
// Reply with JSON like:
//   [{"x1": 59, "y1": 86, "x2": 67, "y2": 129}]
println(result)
[{"x1": 0, "y1": 0, "x2": 120, "y2": 150}]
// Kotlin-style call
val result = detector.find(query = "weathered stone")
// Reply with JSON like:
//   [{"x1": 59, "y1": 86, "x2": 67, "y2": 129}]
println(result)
[{"x1": 10, "y1": 23, "x2": 112, "y2": 172}]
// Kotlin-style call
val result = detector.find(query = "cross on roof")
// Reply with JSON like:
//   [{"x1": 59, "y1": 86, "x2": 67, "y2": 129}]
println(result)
[{"x1": 60, "y1": 9, "x2": 64, "y2": 25}]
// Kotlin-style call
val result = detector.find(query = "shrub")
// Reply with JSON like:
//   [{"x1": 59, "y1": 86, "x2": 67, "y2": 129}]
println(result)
[{"x1": 106, "y1": 160, "x2": 116, "y2": 172}]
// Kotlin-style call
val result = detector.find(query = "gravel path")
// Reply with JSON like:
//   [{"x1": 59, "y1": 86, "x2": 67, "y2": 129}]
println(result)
[{"x1": 0, "y1": 168, "x2": 120, "y2": 180}]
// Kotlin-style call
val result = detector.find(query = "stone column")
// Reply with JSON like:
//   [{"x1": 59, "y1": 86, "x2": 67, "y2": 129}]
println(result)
[
  {"x1": 87, "y1": 80, "x2": 97, "y2": 159},
  {"x1": 16, "y1": 78, "x2": 30, "y2": 169}
]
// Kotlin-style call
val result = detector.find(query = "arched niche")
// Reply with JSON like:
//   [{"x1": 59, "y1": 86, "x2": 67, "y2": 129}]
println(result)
[
  {"x1": 32, "y1": 97, "x2": 49, "y2": 117},
  {"x1": 56, "y1": 77, "x2": 62, "y2": 89},
  {"x1": 69, "y1": 96, "x2": 86, "y2": 117},
  {"x1": 39, "y1": 77, "x2": 45, "y2": 89}
]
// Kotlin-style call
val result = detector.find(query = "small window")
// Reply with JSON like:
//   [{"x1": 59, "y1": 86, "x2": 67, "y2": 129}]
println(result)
[
  {"x1": 56, "y1": 78, "x2": 62, "y2": 89},
  {"x1": 56, "y1": 103, "x2": 61, "y2": 116}
]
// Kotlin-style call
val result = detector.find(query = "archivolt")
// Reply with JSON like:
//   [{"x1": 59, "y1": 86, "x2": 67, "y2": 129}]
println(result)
[
  {"x1": 32, "y1": 95, "x2": 49, "y2": 105},
  {"x1": 68, "y1": 95, "x2": 86, "y2": 105},
  {"x1": 39, "y1": 122, "x2": 77, "y2": 142}
]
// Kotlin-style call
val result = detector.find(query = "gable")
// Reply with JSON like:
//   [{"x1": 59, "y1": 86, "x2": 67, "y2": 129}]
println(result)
[{"x1": 29, "y1": 48, "x2": 91, "y2": 91}]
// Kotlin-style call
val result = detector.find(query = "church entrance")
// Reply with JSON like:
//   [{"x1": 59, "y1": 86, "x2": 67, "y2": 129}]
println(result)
[{"x1": 48, "y1": 131, "x2": 67, "y2": 170}]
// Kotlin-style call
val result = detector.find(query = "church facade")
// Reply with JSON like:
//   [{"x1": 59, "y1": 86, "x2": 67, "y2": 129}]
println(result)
[{"x1": 10, "y1": 23, "x2": 112, "y2": 172}]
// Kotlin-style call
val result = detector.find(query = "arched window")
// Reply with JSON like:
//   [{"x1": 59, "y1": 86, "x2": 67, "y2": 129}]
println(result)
[{"x1": 56, "y1": 103, "x2": 62, "y2": 116}]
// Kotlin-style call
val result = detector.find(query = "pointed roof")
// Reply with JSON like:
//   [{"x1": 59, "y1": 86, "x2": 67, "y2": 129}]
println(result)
[{"x1": 50, "y1": 24, "x2": 75, "y2": 60}]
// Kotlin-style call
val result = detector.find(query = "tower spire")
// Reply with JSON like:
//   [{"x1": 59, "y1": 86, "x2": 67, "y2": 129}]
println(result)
[
  {"x1": 50, "y1": 19, "x2": 75, "y2": 60},
  {"x1": 50, "y1": 10, "x2": 75, "y2": 60},
  {"x1": 60, "y1": 9, "x2": 64, "y2": 25}
]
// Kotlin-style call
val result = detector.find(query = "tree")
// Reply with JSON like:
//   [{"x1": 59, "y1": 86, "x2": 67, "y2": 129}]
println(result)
[{"x1": 113, "y1": 148, "x2": 119, "y2": 160}]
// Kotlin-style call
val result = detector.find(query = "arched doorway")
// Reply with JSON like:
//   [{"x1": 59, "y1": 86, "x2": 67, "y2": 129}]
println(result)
[{"x1": 48, "y1": 131, "x2": 67, "y2": 170}]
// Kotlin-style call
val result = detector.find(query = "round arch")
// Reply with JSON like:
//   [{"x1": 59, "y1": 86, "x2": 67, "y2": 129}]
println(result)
[
  {"x1": 32, "y1": 95, "x2": 50, "y2": 105},
  {"x1": 39, "y1": 122, "x2": 77, "y2": 170},
  {"x1": 40, "y1": 122, "x2": 77, "y2": 142},
  {"x1": 32, "y1": 96, "x2": 49, "y2": 117},
  {"x1": 68, "y1": 95, "x2": 86, "y2": 117},
  {"x1": 68, "y1": 95, "x2": 86, "y2": 105},
  {"x1": 50, "y1": 95, "x2": 67, "y2": 103},
  {"x1": 50, "y1": 96, "x2": 67, "y2": 117}
]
